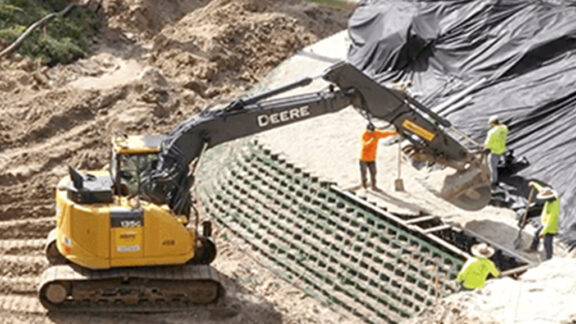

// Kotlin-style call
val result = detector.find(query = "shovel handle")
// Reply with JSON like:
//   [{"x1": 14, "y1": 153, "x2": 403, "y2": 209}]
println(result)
[
  {"x1": 397, "y1": 142, "x2": 402, "y2": 179},
  {"x1": 519, "y1": 187, "x2": 536, "y2": 228}
]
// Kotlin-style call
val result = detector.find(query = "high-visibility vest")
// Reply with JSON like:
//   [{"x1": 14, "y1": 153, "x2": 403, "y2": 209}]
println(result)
[
  {"x1": 457, "y1": 257, "x2": 500, "y2": 289},
  {"x1": 360, "y1": 130, "x2": 397, "y2": 162},
  {"x1": 533, "y1": 183, "x2": 561, "y2": 235},
  {"x1": 484, "y1": 124, "x2": 508, "y2": 155}
]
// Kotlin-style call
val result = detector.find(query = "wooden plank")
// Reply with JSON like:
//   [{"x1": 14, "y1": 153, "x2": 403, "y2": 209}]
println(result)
[
  {"x1": 405, "y1": 215, "x2": 438, "y2": 225},
  {"x1": 332, "y1": 184, "x2": 470, "y2": 260},
  {"x1": 423, "y1": 224, "x2": 452, "y2": 234}
]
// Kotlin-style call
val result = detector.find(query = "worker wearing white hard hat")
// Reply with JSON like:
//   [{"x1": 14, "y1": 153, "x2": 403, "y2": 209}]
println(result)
[
  {"x1": 457, "y1": 243, "x2": 500, "y2": 290},
  {"x1": 525, "y1": 181, "x2": 560, "y2": 260}
]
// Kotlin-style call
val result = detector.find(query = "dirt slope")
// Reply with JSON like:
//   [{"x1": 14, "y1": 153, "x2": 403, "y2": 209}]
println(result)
[
  {"x1": 409, "y1": 258, "x2": 576, "y2": 324},
  {"x1": 0, "y1": 0, "x2": 352, "y2": 322}
]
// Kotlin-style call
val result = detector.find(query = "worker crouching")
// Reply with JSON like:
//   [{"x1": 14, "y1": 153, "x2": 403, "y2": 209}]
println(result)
[{"x1": 457, "y1": 243, "x2": 500, "y2": 290}]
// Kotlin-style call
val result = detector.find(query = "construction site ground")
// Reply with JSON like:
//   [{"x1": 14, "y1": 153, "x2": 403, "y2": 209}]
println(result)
[
  {"x1": 0, "y1": 1, "x2": 356, "y2": 323},
  {"x1": 252, "y1": 31, "x2": 571, "y2": 264},
  {"x1": 1, "y1": 0, "x2": 575, "y2": 323}
]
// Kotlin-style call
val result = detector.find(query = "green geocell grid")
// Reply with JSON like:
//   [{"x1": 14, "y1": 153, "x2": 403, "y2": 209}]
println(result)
[{"x1": 197, "y1": 140, "x2": 465, "y2": 324}]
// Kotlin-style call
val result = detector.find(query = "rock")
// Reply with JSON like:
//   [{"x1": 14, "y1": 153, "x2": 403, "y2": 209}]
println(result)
[{"x1": 137, "y1": 67, "x2": 168, "y2": 89}]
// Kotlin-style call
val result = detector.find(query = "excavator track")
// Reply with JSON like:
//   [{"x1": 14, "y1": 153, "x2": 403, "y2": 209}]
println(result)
[{"x1": 39, "y1": 264, "x2": 224, "y2": 312}]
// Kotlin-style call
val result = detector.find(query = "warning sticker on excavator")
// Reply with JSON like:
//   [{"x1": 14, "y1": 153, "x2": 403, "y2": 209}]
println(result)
[
  {"x1": 402, "y1": 120, "x2": 436, "y2": 142},
  {"x1": 114, "y1": 228, "x2": 142, "y2": 252}
]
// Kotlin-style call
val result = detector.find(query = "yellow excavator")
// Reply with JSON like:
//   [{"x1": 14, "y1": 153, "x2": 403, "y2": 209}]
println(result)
[{"x1": 39, "y1": 62, "x2": 492, "y2": 311}]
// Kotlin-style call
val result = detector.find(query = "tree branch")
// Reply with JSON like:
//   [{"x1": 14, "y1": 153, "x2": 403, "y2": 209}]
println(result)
[{"x1": 0, "y1": 3, "x2": 75, "y2": 58}]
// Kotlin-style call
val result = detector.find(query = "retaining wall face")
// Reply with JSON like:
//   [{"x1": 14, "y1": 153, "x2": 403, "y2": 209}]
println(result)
[{"x1": 197, "y1": 140, "x2": 465, "y2": 323}]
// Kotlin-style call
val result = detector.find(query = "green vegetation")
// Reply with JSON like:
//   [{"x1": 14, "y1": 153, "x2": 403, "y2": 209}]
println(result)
[{"x1": 0, "y1": 0, "x2": 99, "y2": 65}]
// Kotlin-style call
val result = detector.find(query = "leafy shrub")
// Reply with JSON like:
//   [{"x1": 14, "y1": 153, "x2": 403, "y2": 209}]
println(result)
[{"x1": 0, "y1": 0, "x2": 99, "y2": 65}]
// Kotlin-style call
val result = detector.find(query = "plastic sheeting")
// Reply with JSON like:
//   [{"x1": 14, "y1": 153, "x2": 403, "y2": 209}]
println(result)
[{"x1": 348, "y1": 0, "x2": 576, "y2": 244}]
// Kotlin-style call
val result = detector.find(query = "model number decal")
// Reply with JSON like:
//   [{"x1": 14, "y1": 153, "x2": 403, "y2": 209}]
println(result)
[
  {"x1": 120, "y1": 220, "x2": 142, "y2": 228},
  {"x1": 111, "y1": 209, "x2": 144, "y2": 228}
]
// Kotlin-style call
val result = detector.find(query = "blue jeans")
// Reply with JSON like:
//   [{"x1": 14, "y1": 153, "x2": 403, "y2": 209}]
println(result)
[{"x1": 530, "y1": 225, "x2": 554, "y2": 260}]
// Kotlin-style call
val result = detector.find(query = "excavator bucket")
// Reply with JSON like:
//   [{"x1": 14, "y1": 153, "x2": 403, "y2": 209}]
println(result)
[
  {"x1": 432, "y1": 152, "x2": 492, "y2": 211},
  {"x1": 440, "y1": 167, "x2": 492, "y2": 211},
  {"x1": 324, "y1": 62, "x2": 494, "y2": 211}
]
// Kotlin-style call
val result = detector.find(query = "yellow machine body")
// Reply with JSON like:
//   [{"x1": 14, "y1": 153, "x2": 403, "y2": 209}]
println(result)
[
  {"x1": 54, "y1": 183, "x2": 195, "y2": 269},
  {"x1": 52, "y1": 135, "x2": 197, "y2": 270}
]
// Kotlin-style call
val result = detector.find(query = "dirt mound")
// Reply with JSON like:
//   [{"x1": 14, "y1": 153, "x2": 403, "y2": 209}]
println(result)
[
  {"x1": 0, "y1": 0, "x2": 352, "y2": 322},
  {"x1": 150, "y1": 0, "x2": 347, "y2": 98},
  {"x1": 101, "y1": 0, "x2": 207, "y2": 36},
  {"x1": 409, "y1": 258, "x2": 576, "y2": 324},
  {"x1": 0, "y1": 0, "x2": 348, "y2": 220}
]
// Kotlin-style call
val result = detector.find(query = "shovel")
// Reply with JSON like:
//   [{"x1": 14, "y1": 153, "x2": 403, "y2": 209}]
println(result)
[
  {"x1": 394, "y1": 143, "x2": 404, "y2": 191},
  {"x1": 513, "y1": 187, "x2": 536, "y2": 249}
]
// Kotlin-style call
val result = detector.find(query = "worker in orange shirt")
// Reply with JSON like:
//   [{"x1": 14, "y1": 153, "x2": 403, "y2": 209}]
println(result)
[{"x1": 360, "y1": 123, "x2": 397, "y2": 189}]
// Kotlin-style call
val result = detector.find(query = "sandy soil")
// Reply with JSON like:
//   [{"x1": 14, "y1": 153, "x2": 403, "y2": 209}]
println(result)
[
  {"x1": 3, "y1": 0, "x2": 574, "y2": 323},
  {"x1": 409, "y1": 257, "x2": 576, "y2": 324},
  {"x1": 250, "y1": 21, "x2": 576, "y2": 324},
  {"x1": 0, "y1": 0, "x2": 354, "y2": 323}
]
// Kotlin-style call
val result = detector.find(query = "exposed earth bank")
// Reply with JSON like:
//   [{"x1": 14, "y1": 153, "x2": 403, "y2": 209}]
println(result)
[
  {"x1": 409, "y1": 258, "x2": 576, "y2": 324},
  {"x1": 0, "y1": 0, "x2": 354, "y2": 323}
]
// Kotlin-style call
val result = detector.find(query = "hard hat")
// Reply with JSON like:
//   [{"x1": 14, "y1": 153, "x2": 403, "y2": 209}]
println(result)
[
  {"x1": 488, "y1": 115, "x2": 500, "y2": 124},
  {"x1": 471, "y1": 243, "x2": 495, "y2": 258},
  {"x1": 537, "y1": 187, "x2": 558, "y2": 200}
]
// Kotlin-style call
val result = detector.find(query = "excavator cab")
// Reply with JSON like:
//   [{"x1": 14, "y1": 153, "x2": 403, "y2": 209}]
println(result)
[
  {"x1": 110, "y1": 135, "x2": 162, "y2": 197},
  {"x1": 45, "y1": 134, "x2": 217, "y2": 270},
  {"x1": 40, "y1": 134, "x2": 222, "y2": 311}
]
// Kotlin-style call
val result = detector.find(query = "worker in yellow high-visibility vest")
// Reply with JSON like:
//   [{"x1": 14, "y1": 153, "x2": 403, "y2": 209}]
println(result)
[
  {"x1": 525, "y1": 182, "x2": 560, "y2": 260},
  {"x1": 484, "y1": 115, "x2": 509, "y2": 187},
  {"x1": 457, "y1": 243, "x2": 500, "y2": 290}
]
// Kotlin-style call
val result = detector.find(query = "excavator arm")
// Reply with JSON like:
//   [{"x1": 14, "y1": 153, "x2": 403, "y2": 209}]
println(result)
[
  {"x1": 141, "y1": 74, "x2": 355, "y2": 215},
  {"x1": 325, "y1": 63, "x2": 492, "y2": 210},
  {"x1": 142, "y1": 62, "x2": 490, "y2": 214}
]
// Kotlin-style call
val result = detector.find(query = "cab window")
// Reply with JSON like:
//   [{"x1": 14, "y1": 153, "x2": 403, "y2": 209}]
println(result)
[{"x1": 118, "y1": 153, "x2": 158, "y2": 195}]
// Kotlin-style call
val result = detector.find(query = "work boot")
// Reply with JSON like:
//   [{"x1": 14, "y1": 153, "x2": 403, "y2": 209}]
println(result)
[{"x1": 523, "y1": 247, "x2": 538, "y2": 253}]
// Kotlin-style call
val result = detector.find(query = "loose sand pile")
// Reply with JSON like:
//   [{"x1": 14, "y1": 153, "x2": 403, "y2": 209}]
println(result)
[
  {"x1": 409, "y1": 258, "x2": 576, "y2": 324},
  {"x1": 0, "y1": 0, "x2": 353, "y2": 322}
]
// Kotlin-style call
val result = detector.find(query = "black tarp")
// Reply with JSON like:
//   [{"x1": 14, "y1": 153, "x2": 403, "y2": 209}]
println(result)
[{"x1": 348, "y1": 0, "x2": 576, "y2": 244}]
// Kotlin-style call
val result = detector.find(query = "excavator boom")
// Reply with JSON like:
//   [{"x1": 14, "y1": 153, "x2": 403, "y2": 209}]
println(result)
[{"x1": 145, "y1": 62, "x2": 490, "y2": 213}]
